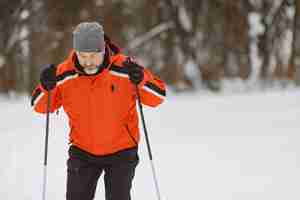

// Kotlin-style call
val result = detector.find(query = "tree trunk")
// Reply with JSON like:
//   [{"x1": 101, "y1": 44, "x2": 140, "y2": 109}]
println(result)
[
  {"x1": 289, "y1": 0, "x2": 300, "y2": 83},
  {"x1": 223, "y1": 1, "x2": 251, "y2": 79}
]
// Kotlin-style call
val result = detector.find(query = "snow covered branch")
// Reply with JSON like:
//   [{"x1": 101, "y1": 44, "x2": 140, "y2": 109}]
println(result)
[{"x1": 126, "y1": 21, "x2": 175, "y2": 51}]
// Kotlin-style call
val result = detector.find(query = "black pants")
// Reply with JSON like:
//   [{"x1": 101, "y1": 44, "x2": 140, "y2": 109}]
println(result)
[{"x1": 66, "y1": 145, "x2": 139, "y2": 200}]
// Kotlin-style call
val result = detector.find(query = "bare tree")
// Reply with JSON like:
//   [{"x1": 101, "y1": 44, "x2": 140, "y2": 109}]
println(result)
[
  {"x1": 0, "y1": 0, "x2": 33, "y2": 94},
  {"x1": 223, "y1": 0, "x2": 251, "y2": 79},
  {"x1": 289, "y1": 0, "x2": 300, "y2": 83},
  {"x1": 258, "y1": 0, "x2": 294, "y2": 81}
]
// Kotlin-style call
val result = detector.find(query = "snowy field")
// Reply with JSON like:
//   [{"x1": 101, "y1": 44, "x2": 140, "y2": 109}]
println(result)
[{"x1": 1, "y1": 89, "x2": 300, "y2": 200}]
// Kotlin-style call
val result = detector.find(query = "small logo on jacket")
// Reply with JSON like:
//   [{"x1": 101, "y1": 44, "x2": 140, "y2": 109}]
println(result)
[{"x1": 111, "y1": 84, "x2": 116, "y2": 92}]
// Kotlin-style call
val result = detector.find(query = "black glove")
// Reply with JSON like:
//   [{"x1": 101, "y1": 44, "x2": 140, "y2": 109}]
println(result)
[
  {"x1": 124, "y1": 58, "x2": 144, "y2": 85},
  {"x1": 40, "y1": 64, "x2": 57, "y2": 91}
]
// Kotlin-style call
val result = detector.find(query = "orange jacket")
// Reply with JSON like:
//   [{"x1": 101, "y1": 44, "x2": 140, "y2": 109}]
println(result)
[{"x1": 31, "y1": 46, "x2": 166, "y2": 155}]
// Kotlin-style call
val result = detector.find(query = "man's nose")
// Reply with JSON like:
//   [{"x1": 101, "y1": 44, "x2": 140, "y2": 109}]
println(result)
[{"x1": 86, "y1": 61, "x2": 91, "y2": 66}]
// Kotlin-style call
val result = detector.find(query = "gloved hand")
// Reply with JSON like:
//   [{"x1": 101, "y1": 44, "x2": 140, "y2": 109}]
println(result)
[
  {"x1": 40, "y1": 64, "x2": 57, "y2": 91},
  {"x1": 124, "y1": 58, "x2": 144, "y2": 85}
]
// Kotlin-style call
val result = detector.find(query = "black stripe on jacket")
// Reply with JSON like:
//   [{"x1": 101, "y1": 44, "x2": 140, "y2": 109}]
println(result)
[
  {"x1": 31, "y1": 70, "x2": 77, "y2": 107},
  {"x1": 144, "y1": 82, "x2": 166, "y2": 97},
  {"x1": 110, "y1": 65, "x2": 129, "y2": 75},
  {"x1": 110, "y1": 65, "x2": 166, "y2": 97},
  {"x1": 56, "y1": 70, "x2": 77, "y2": 82}
]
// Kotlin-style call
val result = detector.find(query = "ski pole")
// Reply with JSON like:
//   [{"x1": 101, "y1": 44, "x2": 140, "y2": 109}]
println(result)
[
  {"x1": 135, "y1": 85, "x2": 162, "y2": 200},
  {"x1": 42, "y1": 91, "x2": 51, "y2": 200}
]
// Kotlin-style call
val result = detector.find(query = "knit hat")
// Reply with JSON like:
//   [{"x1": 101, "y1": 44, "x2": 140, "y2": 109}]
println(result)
[{"x1": 73, "y1": 22, "x2": 105, "y2": 52}]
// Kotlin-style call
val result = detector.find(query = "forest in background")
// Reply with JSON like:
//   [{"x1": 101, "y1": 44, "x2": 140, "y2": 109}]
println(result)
[{"x1": 0, "y1": 0, "x2": 300, "y2": 95}]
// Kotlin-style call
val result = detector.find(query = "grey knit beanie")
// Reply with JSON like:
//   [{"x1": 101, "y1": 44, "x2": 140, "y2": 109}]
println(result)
[{"x1": 73, "y1": 22, "x2": 105, "y2": 52}]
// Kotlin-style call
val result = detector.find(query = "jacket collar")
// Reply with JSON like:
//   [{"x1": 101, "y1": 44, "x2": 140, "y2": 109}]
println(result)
[{"x1": 63, "y1": 43, "x2": 123, "y2": 75}]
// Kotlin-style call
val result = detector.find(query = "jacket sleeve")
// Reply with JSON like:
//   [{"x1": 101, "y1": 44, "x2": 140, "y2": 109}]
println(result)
[
  {"x1": 137, "y1": 68, "x2": 166, "y2": 107},
  {"x1": 31, "y1": 84, "x2": 62, "y2": 113}
]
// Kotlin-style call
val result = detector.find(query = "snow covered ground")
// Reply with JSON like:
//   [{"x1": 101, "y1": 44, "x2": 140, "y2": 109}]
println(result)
[{"x1": 1, "y1": 89, "x2": 300, "y2": 200}]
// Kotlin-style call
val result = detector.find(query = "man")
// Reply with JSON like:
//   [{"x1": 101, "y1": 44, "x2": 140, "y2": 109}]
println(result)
[{"x1": 31, "y1": 22, "x2": 166, "y2": 200}]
